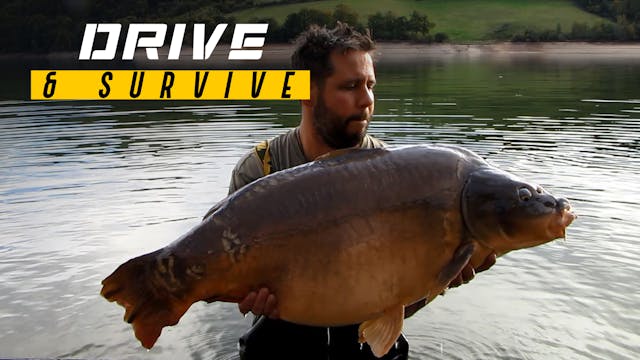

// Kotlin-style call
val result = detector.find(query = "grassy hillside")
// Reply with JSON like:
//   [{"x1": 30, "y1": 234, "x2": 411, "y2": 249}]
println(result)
[{"x1": 230, "y1": 0, "x2": 610, "y2": 42}]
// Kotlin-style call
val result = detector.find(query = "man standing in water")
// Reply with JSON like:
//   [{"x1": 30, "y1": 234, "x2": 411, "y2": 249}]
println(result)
[{"x1": 227, "y1": 23, "x2": 496, "y2": 360}]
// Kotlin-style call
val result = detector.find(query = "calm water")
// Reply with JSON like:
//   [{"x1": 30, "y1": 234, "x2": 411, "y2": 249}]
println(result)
[{"x1": 1, "y1": 56, "x2": 639, "y2": 359}]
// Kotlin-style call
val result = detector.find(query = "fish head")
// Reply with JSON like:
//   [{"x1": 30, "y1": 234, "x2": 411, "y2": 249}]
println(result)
[{"x1": 461, "y1": 167, "x2": 576, "y2": 254}]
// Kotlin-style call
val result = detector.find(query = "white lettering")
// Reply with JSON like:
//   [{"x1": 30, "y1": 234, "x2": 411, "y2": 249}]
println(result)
[
  {"x1": 79, "y1": 23, "x2": 121, "y2": 60},
  {"x1": 228, "y1": 24, "x2": 268, "y2": 60},
  {"x1": 123, "y1": 24, "x2": 167, "y2": 60},
  {"x1": 193, "y1": 24, "x2": 228, "y2": 60},
  {"x1": 168, "y1": 24, "x2": 186, "y2": 60},
  {"x1": 78, "y1": 23, "x2": 269, "y2": 60}
]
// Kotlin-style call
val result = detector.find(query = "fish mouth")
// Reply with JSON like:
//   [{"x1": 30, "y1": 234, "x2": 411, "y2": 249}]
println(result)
[
  {"x1": 551, "y1": 199, "x2": 577, "y2": 238},
  {"x1": 562, "y1": 208, "x2": 577, "y2": 227}
]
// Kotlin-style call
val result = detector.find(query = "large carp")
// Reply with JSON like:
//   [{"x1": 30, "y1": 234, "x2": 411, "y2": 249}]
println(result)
[{"x1": 101, "y1": 144, "x2": 576, "y2": 357}]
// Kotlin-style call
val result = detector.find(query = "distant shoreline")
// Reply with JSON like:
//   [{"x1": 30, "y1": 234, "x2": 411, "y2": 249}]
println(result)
[
  {"x1": 3, "y1": 42, "x2": 640, "y2": 67},
  {"x1": 373, "y1": 42, "x2": 640, "y2": 62}
]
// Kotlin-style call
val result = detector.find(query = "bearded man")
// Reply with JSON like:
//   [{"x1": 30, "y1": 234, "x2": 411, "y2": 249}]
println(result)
[{"x1": 226, "y1": 23, "x2": 496, "y2": 360}]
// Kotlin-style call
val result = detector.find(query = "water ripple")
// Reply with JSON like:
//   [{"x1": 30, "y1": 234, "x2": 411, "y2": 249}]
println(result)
[{"x1": 1, "y1": 76, "x2": 639, "y2": 359}]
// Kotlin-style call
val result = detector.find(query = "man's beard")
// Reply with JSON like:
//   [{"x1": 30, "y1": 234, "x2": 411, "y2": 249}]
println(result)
[{"x1": 312, "y1": 97, "x2": 370, "y2": 149}]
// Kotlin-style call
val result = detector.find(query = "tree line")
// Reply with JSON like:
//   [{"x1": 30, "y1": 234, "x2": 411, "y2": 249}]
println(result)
[
  {"x1": 491, "y1": 21, "x2": 635, "y2": 42},
  {"x1": 574, "y1": 0, "x2": 640, "y2": 39},
  {"x1": 0, "y1": 1, "x2": 439, "y2": 53},
  {"x1": 2, "y1": 0, "x2": 639, "y2": 53},
  {"x1": 488, "y1": 1, "x2": 639, "y2": 42},
  {"x1": 252, "y1": 5, "x2": 443, "y2": 43},
  {"x1": 0, "y1": 0, "x2": 246, "y2": 53}
]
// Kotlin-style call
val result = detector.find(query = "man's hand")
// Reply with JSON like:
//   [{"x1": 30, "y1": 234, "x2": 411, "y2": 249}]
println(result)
[
  {"x1": 447, "y1": 252, "x2": 497, "y2": 288},
  {"x1": 238, "y1": 287, "x2": 279, "y2": 319}
]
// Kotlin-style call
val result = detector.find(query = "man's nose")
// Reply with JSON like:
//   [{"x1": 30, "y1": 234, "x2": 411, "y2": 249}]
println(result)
[{"x1": 358, "y1": 86, "x2": 374, "y2": 108}]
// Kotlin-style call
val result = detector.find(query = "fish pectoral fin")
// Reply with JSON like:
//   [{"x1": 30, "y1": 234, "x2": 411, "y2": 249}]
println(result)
[
  {"x1": 437, "y1": 241, "x2": 475, "y2": 286},
  {"x1": 358, "y1": 304, "x2": 404, "y2": 358}
]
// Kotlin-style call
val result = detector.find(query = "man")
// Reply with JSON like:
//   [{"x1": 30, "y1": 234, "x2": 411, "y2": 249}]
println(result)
[{"x1": 227, "y1": 23, "x2": 496, "y2": 359}]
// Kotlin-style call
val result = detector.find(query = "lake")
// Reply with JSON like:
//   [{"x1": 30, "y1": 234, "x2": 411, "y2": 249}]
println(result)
[{"x1": 1, "y1": 49, "x2": 639, "y2": 359}]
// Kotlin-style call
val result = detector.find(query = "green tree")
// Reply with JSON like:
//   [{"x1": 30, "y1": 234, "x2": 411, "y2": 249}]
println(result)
[
  {"x1": 408, "y1": 11, "x2": 434, "y2": 40},
  {"x1": 570, "y1": 22, "x2": 591, "y2": 39},
  {"x1": 368, "y1": 11, "x2": 398, "y2": 40},
  {"x1": 332, "y1": 4, "x2": 359, "y2": 26},
  {"x1": 281, "y1": 8, "x2": 332, "y2": 40},
  {"x1": 249, "y1": 17, "x2": 285, "y2": 42},
  {"x1": 368, "y1": 11, "x2": 436, "y2": 41}
]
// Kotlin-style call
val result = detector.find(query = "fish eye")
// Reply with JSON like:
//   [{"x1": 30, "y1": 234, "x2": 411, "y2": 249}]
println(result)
[{"x1": 518, "y1": 187, "x2": 532, "y2": 201}]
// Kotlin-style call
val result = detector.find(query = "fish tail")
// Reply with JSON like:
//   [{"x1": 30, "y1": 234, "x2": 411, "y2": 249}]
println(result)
[{"x1": 101, "y1": 250, "x2": 191, "y2": 349}]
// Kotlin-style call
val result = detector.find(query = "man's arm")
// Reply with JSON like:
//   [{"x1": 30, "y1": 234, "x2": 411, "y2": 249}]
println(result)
[{"x1": 228, "y1": 151, "x2": 264, "y2": 194}]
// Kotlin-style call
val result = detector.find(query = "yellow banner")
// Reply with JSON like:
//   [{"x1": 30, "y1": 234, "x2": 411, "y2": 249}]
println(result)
[{"x1": 31, "y1": 70, "x2": 309, "y2": 100}]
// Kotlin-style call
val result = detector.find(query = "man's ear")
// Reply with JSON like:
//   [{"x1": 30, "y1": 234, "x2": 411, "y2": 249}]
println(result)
[{"x1": 302, "y1": 81, "x2": 319, "y2": 108}]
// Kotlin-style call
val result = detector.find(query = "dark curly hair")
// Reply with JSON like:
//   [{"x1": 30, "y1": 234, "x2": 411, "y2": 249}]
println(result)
[{"x1": 291, "y1": 22, "x2": 375, "y2": 86}]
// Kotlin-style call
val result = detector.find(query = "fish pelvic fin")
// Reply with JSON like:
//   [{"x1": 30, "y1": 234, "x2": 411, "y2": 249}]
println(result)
[
  {"x1": 100, "y1": 250, "x2": 192, "y2": 349},
  {"x1": 437, "y1": 241, "x2": 475, "y2": 286},
  {"x1": 358, "y1": 304, "x2": 404, "y2": 358}
]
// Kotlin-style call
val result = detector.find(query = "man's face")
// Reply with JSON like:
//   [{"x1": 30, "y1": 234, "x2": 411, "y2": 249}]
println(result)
[{"x1": 312, "y1": 50, "x2": 376, "y2": 149}]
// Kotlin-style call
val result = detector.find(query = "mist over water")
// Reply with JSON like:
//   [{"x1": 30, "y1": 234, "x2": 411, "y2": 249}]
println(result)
[{"x1": 1, "y1": 57, "x2": 639, "y2": 359}]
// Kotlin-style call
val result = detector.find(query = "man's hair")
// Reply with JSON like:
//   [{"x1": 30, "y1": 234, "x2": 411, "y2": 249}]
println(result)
[{"x1": 291, "y1": 22, "x2": 375, "y2": 85}]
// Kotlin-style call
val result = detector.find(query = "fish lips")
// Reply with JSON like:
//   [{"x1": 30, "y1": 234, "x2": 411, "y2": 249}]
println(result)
[
  {"x1": 521, "y1": 195, "x2": 577, "y2": 239},
  {"x1": 551, "y1": 198, "x2": 577, "y2": 238}
]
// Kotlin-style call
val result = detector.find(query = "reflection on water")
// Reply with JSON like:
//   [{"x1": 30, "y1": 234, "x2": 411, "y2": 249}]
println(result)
[{"x1": 1, "y1": 59, "x2": 639, "y2": 359}]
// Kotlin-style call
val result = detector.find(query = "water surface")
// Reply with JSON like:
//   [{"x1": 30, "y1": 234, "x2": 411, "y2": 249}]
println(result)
[{"x1": 1, "y1": 56, "x2": 639, "y2": 359}]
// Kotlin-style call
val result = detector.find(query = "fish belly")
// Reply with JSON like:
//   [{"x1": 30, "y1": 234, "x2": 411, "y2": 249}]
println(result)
[{"x1": 240, "y1": 205, "x2": 462, "y2": 326}]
